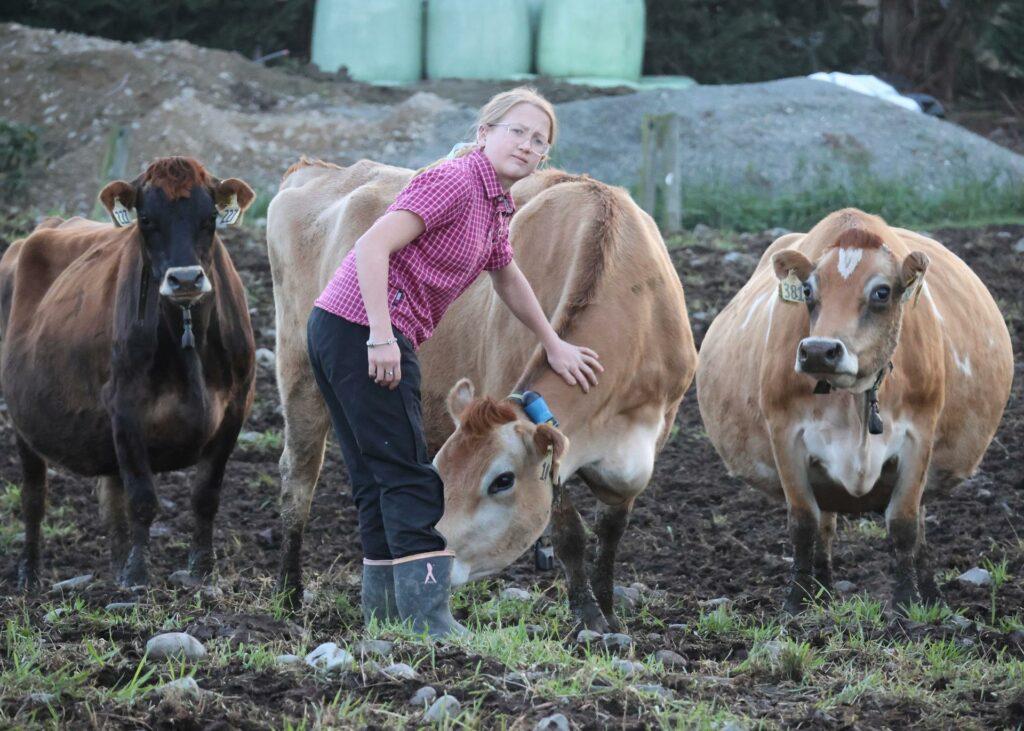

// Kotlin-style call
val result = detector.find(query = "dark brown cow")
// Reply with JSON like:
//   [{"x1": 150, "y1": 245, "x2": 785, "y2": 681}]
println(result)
[{"x1": 0, "y1": 157, "x2": 256, "y2": 590}]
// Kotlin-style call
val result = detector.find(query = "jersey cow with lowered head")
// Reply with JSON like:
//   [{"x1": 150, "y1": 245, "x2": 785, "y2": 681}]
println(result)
[
  {"x1": 0, "y1": 157, "x2": 256, "y2": 591},
  {"x1": 268, "y1": 158, "x2": 696, "y2": 631},
  {"x1": 697, "y1": 209, "x2": 1012, "y2": 612}
]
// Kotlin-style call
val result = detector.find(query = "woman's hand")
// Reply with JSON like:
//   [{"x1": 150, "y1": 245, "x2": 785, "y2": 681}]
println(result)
[
  {"x1": 544, "y1": 338, "x2": 602, "y2": 393},
  {"x1": 368, "y1": 341, "x2": 402, "y2": 389}
]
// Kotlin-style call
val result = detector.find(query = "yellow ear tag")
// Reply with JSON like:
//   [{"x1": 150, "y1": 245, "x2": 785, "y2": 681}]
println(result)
[
  {"x1": 216, "y1": 193, "x2": 241, "y2": 227},
  {"x1": 539, "y1": 445, "x2": 553, "y2": 482},
  {"x1": 111, "y1": 197, "x2": 134, "y2": 227},
  {"x1": 900, "y1": 272, "x2": 923, "y2": 306},
  {"x1": 779, "y1": 270, "x2": 806, "y2": 303}
]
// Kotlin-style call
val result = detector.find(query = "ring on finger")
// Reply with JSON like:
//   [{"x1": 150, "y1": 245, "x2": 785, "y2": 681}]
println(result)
[{"x1": 385, "y1": 369, "x2": 394, "y2": 377}]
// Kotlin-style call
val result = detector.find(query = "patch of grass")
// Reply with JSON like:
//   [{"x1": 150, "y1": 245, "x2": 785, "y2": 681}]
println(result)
[
  {"x1": 239, "y1": 429, "x2": 283, "y2": 453},
  {"x1": 695, "y1": 605, "x2": 740, "y2": 637},
  {"x1": 849, "y1": 516, "x2": 888, "y2": 541},
  {"x1": 676, "y1": 174, "x2": 1024, "y2": 233},
  {"x1": 981, "y1": 557, "x2": 1011, "y2": 626},
  {"x1": 904, "y1": 601, "x2": 956, "y2": 624}
]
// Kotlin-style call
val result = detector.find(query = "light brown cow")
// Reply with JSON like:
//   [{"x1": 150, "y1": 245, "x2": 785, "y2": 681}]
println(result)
[
  {"x1": 697, "y1": 208, "x2": 1013, "y2": 612},
  {"x1": 267, "y1": 159, "x2": 697, "y2": 630}
]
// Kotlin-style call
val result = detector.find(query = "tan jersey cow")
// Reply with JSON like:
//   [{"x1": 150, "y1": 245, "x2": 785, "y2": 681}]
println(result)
[
  {"x1": 697, "y1": 208, "x2": 1012, "y2": 612},
  {"x1": 267, "y1": 159, "x2": 697, "y2": 630}
]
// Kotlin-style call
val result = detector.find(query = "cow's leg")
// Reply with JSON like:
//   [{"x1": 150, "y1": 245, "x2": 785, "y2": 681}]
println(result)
[
  {"x1": 187, "y1": 404, "x2": 246, "y2": 579},
  {"x1": 885, "y1": 443, "x2": 931, "y2": 612},
  {"x1": 550, "y1": 485, "x2": 608, "y2": 633},
  {"x1": 276, "y1": 355, "x2": 331, "y2": 607},
  {"x1": 770, "y1": 431, "x2": 821, "y2": 614},
  {"x1": 98, "y1": 475, "x2": 129, "y2": 577},
  {"x1": 915, "y1": 507, "x2": 942, "y2": 605},
  {"x1": 589, "y1": 500, "x2": 633, "y2": 633},
  {"x1": 813, "y1": 511, "x2": 837, "y2": 598},
  {"x1": 15, "y1": 436, "x2": 47, "y2": 591}
]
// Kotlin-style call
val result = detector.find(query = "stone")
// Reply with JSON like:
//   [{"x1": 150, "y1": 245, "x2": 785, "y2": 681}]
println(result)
[
  {"x1": 723, "y1": 251, "x2": 754, "y2": 266},
  {"x1": 303, "y1": 589, "x2": 316, "y2": 604},
  {"x1": 155, "y1": 677, "x2": 201, "y2": 700},
  {"x1": 354, "y1": 639, "x2": 394, "y2": 657},
  {"x1": 613, "y1": 585, "x2": 640, "y2": 611},
  {"x1": 275, "y1": 654, "x2": 302, "y2": 666},
  {"x1": 500, "y1": 587, "x2": 532, "y2": 601},
  {"x1": 612, "y1": 658, "x2": 641, "y2": 677},
  {"x1": 957, "y1": 567, "x2": 992, "y2": 587},
  {"x1": 576, "y1": 629, "x2": 601, "y2": 644},
  {"x1": 602, "y1": 632, "x2": 633, "y2": 651},
  {"x1": 647, "y1": 632, "x2": 663, "y2": 643},
  {"x1": 700, "y1": 596, "x2": 732, "y2": 608},
  {"x1": 146, "y1": 633, "x2": 207, "y2": 662},
  {"x1": 256, "y1": 348, "x2": 276, "y2": 368},
  {"x1": 667, "y1": 623, "x2": 687, "y2": 635},
  {"x1": 524, "y1": 624, "x2": 546, "y2": 639},
  {"x1": 198, "y1": 584, "x2": 224, "y2": 601},
  {"x1": 692, "y1": 223, "x2": 714, "y2": 239},
  {"x1": 168, "y1": 570, "x2": 201, "y2": 589},
  {"x1": 409, "y1": 686, "x2": 437, "y2": 707},
  {"x1": 534, "y1": 713, "x2": 570, "y2": 731},
  {"x1": 755, "y1": 640, "x2": 784, "y2": 663},
  {"x1": 150, "y1": 523, "x2": 172, "y2": 538},
  {"x1": 24, "y1": 692, "x2": 57, "y2": 705},
  {"x1": 720, "y1": 723, "x2": 748, "y2": 731},
  {"x1": 44, "y1": 607, "x2": 71, "y2": 623},
  {"x1": 654, "y1": 649, "x2": 687, "y2": 669},
  {"x1": 947, "y1": 615, "x2": 972, "y2": 630},
  {"x1": 104, "y1": 602, "x2": 137, "y2": 612},
  {"x1": 1013, "y1": 237, "x2": 1024, "y2": 254},
  {"x1": 834, "y1": 580, "x2": 857, "y2": 593},
  {"x1": 305, "y1": 642, "x2": 354, "y2": 672},
  {"x1": 255, "y1": 528, "x2": 276, "y2": 548},
  {"x1": 423, "y1": 694, "x2": 460, "y2": 723},
  {"x1": 634, "y1": 683, "x2": 672, "y2": 698},
  {"x1": 382, "y1": 662, "x2": 418, "y2": 680},
  {"x1": 159, "y1": 497, "x2": 177, "y2": 511},
  {"x1": 976, "y1": 488, "x2": 993, "y2": 501},
  {"x1": 51, "y1": 574, "x2": 93, "y2": 592}
]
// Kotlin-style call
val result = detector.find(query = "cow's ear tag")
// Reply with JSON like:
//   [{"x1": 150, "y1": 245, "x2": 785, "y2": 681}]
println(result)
[
  {"x1": 539, "y1": 445, "x2": 553, "y2": 483},
  {"x1": 111, "y1": 198, "x2": 135, "y2": 227},
  {"x1": 900, "y1": 272, "x2": 924, "y2": 306},
  {"x1": 216, "y1": 193, "x2": 241, "y2": 227},
  {"x1": 779, "y1": 269, "x2": 806, "y2": 303}
]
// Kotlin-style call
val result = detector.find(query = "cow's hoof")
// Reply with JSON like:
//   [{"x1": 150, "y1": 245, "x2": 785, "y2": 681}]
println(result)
[
  {"x1": 188, "y1": 549, "x2": 213, "y2": 579},
  {"x1": 783, "y1": 584, "x2": 813, "y2": 615},
  {"x1": 275, "y1": 577, "x2": 304, "y2": 610},
  {"x1": 16, "y1": 561, "x2": 39, "y2": 592},
  {"x1": 575, "y1": 602, "x2": 611, "y2": 633},
  {"x1": 918, "y1": 576, "x2": 943, "y2": 606},
  {"x1": 118, "y1": 552, "x2": 150, "y2": 588},
  {"x1": 892, "y1": 587, "x2": 922, "y2": 616}
]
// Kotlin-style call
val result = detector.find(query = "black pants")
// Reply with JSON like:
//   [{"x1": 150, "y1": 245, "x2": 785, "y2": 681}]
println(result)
[{"x1": 306, "y1": 307, "x2": 446, "y2": 560}]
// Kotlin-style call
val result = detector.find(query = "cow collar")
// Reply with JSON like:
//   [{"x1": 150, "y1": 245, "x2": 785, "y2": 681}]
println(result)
[{"x1": 813, "y1": 361, "x2": 893, "y2": 436}]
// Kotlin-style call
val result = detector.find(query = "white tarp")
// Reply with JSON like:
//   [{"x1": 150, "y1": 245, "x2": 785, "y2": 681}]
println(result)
[{"x1": 808, "y1": 72, "x2": 921, "y2": 113}]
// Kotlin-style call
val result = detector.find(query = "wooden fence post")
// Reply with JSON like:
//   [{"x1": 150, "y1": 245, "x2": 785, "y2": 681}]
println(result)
[{"x1": 638, "y1": 113, "x2": 682, "y2": 233}]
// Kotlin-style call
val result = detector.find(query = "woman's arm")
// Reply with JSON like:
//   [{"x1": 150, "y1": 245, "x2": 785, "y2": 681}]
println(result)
[
  {"x1": 355, "y1": 210, "x2": 425, "y2": 389},
  {"x1": 489, "y1": 261, "x2": 603, "y2": 392}
]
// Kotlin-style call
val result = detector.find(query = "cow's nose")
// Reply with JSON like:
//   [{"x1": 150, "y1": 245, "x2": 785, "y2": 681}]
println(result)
[
  {"x1": 160, "y1": 266, "x2": 210, "y2": 304},
  {"x1": 798, "y1": 337, "x2": 845, "y2": 373}
]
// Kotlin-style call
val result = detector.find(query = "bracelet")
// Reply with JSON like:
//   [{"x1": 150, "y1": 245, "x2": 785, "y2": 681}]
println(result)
[{"x1": 366, "y1": 337, "x2": 397, "y2": 348}]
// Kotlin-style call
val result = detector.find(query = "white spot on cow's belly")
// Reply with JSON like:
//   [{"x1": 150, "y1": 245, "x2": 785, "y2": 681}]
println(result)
[
  {"x1": 585, "y1": 420, "x2": 661, "y2": 495},
  {"x1": 837, "y1": 248, "x2": 863, "y2": 280},
  {"x1": 798, "y1": 416, "x2": 910, "y2": 498},
  {"x1": 952, "y1": 348, "x2": 973, "y2": 377},
  {"x1": 922, "y1": 282, "x2": 943, "y2": 322},
  {"x1": 741, "y1": 292, "x2": 767, "y2": 330}
]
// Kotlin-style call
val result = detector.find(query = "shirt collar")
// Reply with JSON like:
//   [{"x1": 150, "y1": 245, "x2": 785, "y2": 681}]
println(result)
[{"x1": 469, "y1": 150, "x2": 516, "y2": 213}]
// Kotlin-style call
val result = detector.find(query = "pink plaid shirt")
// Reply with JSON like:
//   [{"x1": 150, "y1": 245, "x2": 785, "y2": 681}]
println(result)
[{"x1": 314, "y1": 150, "x2": 515, "y2": 348}]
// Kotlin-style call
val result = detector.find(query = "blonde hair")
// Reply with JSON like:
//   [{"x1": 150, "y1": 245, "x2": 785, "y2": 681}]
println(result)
[{"x1": 422, "y1": 86, "x2": 558, "y2": 171}]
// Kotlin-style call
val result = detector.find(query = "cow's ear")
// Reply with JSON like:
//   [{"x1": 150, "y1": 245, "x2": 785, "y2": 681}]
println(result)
[
  {"x1": 446, "y1": 378, "x2": 475, "y2": 426},
  {"x1": 532, "y1": 423, "x2": 569, "y2": 485},
  {"x1": 98, "y1": 181, "x2": 137, "y2": 227},
  {"x1": 213, "y1": 178, "x2": 256, "y2": 227},
  {"x1": 772, "y1": 250, "x2": 814, "y2": 282},
  {"x1": 899, "y1": 251, "x2": 930, "y2": 304}
]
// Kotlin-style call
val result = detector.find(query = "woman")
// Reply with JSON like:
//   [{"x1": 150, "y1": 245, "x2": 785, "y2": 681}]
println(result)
[{"x1": 307, "y1": 87, "x2": 601, "y2": 638}]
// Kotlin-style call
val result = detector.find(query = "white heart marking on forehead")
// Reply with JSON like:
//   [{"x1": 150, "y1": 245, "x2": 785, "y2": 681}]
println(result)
[{"x1": 836, "y1": 248, "x2": 863, "y2": 280}]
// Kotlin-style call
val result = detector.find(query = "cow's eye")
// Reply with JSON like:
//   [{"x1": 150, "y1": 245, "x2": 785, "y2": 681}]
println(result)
[
  {"x1": 487, "y1": 472, "x2": 515, "y2": 495},
  {"x1": 138, "y1": 214, "x2": 152, "y2": 227},
  {"x1": 802, "y1": 282, "x2": 814, "y2": 301},
  {"x1": 871, "y1": 285, "x2": 891, "y2": 303}
]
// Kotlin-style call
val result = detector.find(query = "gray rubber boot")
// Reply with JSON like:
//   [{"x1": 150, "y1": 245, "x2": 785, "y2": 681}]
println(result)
[
  {"x1": 393, "y1": 552, "x2": 469, "y2": 639},
  {"x1": 362, "y1": 560, "x2": 400, "y2": 627}
]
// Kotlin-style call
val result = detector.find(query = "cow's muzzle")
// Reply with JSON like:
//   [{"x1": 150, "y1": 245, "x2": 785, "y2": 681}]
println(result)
[
  {"x1": 796, "y1": 337, "x2": 857, "y2": 377},
  {"x1": 159, "y1": 266, "x2": 212, "y2": 306}
]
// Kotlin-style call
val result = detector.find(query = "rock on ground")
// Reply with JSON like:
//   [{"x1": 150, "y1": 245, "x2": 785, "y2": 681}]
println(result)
[
  {"x1": 534, "y1": 713, "x2": 570, "y2": 731},
  {"x1": 305, "y1": 642, "x2": 354, "y2": 672},
  {"x1": 957, "y1": 567, "x2": 992, "y2": 587},
  {"x1": 423, "y1": 694, "x2": 460, "y2": 723},
  {"x1": 146, "y1": 633, "x2": 207, "y2": 662},
  {"x1": 409, "y1": 686, "x2": 437, "y2": 707}
]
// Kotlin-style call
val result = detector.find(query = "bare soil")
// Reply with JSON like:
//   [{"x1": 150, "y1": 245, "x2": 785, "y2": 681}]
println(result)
[{"x1": 0, "y1": 219, "x2": 1020, "y2": 728}]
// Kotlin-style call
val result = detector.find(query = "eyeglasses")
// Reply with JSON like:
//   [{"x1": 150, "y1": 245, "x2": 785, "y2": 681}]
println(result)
[{"x1": 488, "y1": 123, "x2": 551, "y2": 156}]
